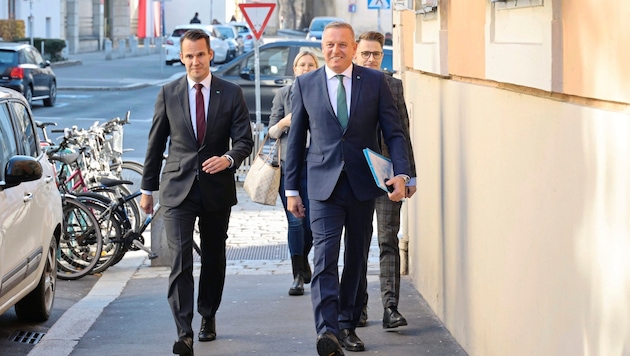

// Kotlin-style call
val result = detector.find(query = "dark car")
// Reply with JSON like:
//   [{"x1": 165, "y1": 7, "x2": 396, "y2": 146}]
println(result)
[
  {"x1": 212, "y1": 40, "x2": 325, "y2": 125},
  {"x1": 0, "y1": 42, "x2": 57, "y2": 107}
]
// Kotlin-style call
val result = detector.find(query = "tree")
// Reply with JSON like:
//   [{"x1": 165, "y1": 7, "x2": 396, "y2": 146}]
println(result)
[{"x1": 277, "y1": 0, "x2": 337, "y2": 31}]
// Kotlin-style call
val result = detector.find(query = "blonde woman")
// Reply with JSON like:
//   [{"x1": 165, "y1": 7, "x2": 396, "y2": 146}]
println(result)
[{"x1": 268, "y1": 51, "x2": 319, "y2": 296}]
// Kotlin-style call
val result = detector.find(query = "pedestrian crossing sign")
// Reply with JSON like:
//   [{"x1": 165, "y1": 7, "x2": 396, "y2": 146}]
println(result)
[{"x1": 368, "y1": 0, "x2": 391, "y2": 9}]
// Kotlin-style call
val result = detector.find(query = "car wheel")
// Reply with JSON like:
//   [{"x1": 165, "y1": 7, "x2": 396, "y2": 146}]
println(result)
[
  {"x1": 43, "y1": 81, "x2": 57, "y2": 107},
  {"x1": 15, "y1": 237, "x2": 57, "y2": 322},
  {"x1": 24, "y1": 85, "x2": 33, "y2": 106}
]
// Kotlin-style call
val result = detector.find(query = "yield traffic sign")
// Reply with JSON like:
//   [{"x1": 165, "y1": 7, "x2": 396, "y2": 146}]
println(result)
[{"x1": 239, "y1": 3, "x2": 276, "y2": 40}]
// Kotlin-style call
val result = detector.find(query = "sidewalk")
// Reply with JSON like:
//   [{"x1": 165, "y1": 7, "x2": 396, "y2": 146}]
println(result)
[
  {"x1": 28, "y1": 182, "x2": 466, "y2": 356},
  {"x1": 32, "y1": 50, "x2": 468, "y2": 355}
]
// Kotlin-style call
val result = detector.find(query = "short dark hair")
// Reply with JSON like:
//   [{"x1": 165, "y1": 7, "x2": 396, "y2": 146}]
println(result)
[
  {"x1": 357, "y1": 31, "x2": 385, "y2": 48},
  {"x1": 180, "y1": 29, "x2": 210, "y2": 52}
]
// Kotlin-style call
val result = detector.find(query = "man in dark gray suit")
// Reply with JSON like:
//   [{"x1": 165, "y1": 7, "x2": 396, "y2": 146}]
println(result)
[
  {"x1": 140, "y1": 29, "x2": 253, "y2": 356},
  {"x1": 354, "y1": 31, "x2": 417, "y2": 330},
  {"x1": 285, "y1": 22, "x2": 410, "y2": 356}
]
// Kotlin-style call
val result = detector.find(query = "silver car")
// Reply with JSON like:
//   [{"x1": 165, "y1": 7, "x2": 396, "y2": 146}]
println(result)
[
  {"x1": 215, "y1": 24, "x2": 245, "y2": 61},
  {"x1": 0, "y1": 86, "x2": 62, "y2": 321},
  {"x1": 164, "y1": 24, "x2": 230, "y2": 65},
  {"x1": 229, "y1": 22, "x2": 263, "y2": 52}
]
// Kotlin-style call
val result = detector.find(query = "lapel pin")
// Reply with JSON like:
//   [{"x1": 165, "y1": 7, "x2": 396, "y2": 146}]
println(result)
[
  {"x1": 215, "y1": 90, "x2": 220, "y2": 94},
  {"x1": 356, "y1": 75, "x2": 361, "y2": 80}
]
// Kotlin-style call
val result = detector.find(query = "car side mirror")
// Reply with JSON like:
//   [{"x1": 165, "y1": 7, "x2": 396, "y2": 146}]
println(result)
[
  {"x1": 239, "y1": 68, "x2": 254, "y2": 80},
  {"x1": 1, "y1": 155, "x2": 43, "y2": 189},
  {"x1": 44, "y1": 60, "x2": 51, "y2": 67}
]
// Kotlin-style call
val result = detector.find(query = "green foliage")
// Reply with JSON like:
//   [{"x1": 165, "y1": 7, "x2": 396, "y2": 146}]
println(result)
[
  {"x1": 14, "y1": 38, "x2": 67, "y2": 62},
  {"x1": 0, "y1": 20, "x2": 25, "y2": 41}
]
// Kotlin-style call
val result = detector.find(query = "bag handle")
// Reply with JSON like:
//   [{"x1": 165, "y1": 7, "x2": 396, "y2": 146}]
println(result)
[{"x1": 256, "y1": 133, "x2": 281, "y2": 166}]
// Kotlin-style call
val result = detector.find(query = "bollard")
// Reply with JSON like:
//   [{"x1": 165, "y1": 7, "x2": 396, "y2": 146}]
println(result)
[
  {"x1": 143, "y1": 38, "x2": 150, "y2": 55},
  {"x1": 105, "y1": 38, "x2": 112, "y2": 60},
  {"x1": 118, "y1": 39, "x2": 125, "y2": 58},
  {"x1": 129, "y1": 36, "x2": 138, "y2": 56}
]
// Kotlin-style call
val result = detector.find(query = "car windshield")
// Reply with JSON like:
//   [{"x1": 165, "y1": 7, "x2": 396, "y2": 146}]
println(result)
[
  {"x1": 171, "y1": 28, "x2": 192, "y2": 37},
  {"x1": 310, "y1": 21, "x2": 330, "y2": 32},
  {"x1": 217, "y1": 28, "x2": 234, "y2": 39}
]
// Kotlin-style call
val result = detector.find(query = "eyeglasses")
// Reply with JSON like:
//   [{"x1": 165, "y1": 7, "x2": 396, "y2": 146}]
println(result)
[{"x1": 360, "y1": 51, "x2": 383, "y2": 59}]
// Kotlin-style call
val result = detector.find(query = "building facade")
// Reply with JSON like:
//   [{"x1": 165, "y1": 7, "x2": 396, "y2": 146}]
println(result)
[{"x1": 394, "y1": 1, "x2": 630, "y2": 355}]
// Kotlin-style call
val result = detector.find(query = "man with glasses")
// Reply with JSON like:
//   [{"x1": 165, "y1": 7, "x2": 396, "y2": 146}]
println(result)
[{"x1": 354, "y1": 31, "x2": 417, "y2": 330}]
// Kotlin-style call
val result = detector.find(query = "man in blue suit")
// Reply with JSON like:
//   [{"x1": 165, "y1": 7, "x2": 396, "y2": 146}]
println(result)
[{"x1": 285, "y1": 22, "x2": 410, "y2": 356}]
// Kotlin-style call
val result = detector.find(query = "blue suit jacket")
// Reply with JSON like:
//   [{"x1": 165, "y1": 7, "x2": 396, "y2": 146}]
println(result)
[{"x1": 285, "y1": 65, "x2": 409, "y2": 202}]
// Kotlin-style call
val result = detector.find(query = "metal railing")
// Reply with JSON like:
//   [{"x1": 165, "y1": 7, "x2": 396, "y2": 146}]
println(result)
[{"x1": 235, "y1": 122, "x2": 272, "y2": 181}]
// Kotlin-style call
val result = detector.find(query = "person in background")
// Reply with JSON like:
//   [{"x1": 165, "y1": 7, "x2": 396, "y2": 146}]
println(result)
[
  {"x1": 353, "y1": 30, "x2": 417, "y2": 330},
  {"x1": 190, "y1": 12, "x2": 201, "y2": 24},
  {"x1": 140, "y1": 29, "x2": 253, "y2": 356},
  {"x1": 285, "y1": 22, "x2": 410, "y2": 356},
  {"x1": 268, "y1": 51, "x2": 320, "y2": 296}
]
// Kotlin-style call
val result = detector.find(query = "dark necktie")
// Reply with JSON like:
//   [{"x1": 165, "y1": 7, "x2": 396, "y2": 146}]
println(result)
[
  {"x1": 336, "y1": 74, "x2": 348, "y2": 128},
  {"x1": 194, "y1": 83, "x2": 206, "y2": 146}
]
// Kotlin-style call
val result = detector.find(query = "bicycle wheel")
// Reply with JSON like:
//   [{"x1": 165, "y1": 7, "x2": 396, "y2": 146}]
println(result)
[
  {"x1": 74, "y1": 193, "x2": 128, "y2": 273},
  {"x1": 116, "y1": 160, "x2": 143, "y2": 194},
  {"x1": 58, "y1": 195, "x2": 104, "y2": 280},
  {"x1": 89, "y1": 185, "x2": 142, "y2": 232},
  {"x1": 117, "y1": 160, "x2": 145, "y2": 227}
]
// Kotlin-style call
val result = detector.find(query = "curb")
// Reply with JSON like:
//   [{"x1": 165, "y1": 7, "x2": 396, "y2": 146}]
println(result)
[
  {"x1": 50, "y1": 59, "x2": 82, "y2": 68},
  {"x1": 57, "y1": 83, "x2": 151, "y2": 91}
]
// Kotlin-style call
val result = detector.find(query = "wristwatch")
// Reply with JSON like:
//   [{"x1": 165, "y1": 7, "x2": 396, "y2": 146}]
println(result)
[{"x1": 398, "y1": 174, "x2": 410, "y2": 185}]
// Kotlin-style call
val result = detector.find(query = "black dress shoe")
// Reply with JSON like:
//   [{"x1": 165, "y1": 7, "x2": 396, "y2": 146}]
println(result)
[
  {"x1": 339, "y1": 329, "x2": 365, "y2": 352},
  {"x1": 173, "y1": 336, "x2": 194, "y2": 356},
  {"x1": 289, "y1": 274, "x2": 305, "y2": 296},
  {"x1": 316, "y1": 330, "x2": 345, "y2": 356},
  {"x1": 356, "y1": 304, "x2": 368, "y2": 327},
  {"x1": 198, "y1": 317, "x2": 216, "y2": 342},
  {"x1": 382, "y1": 306, "x2": 408, "y2": 329}
]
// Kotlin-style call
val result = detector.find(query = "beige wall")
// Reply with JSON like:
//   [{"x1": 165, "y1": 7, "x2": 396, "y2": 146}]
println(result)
[
  {"x1": 448, "y1": 0, "x2": 485, "y2": 78},
  {"x1": 397, "y1": 0, "x2": 630, "y2": 354},
  {"x1": 404, "y1": 70, "x2": 630, "y2": 356},
  {"x1": 563, "y1": 1, "x2": 630, "y2": 103}
]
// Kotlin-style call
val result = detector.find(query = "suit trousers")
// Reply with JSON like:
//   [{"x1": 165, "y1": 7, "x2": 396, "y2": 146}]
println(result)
[
  {"x1": 374, "y1": 194, "x2": 403, "y2": 308},
  {"x1": 309, "y1": 172, "x2": 375, "y2": 335},
  {"x1": 163, "y1": 180, "x2": 231, "y2": 338}
]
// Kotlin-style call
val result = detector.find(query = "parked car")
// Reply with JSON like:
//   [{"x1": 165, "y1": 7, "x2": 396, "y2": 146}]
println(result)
[
  {"x1": 306, "y1": 17, "x2": 345, "y2": 40},
  {"x1": 0, "y1": 86, "x2": 61, "y2": 321},
  {"x1": 230, "y1": 22, "x2": 263, "y2": 52},
  {"x1": 212, "y1": 40, "x2": 324, "y2": 125},
  {"x1": 382, "y1": 45, "x2": 393, "y2": 73},
  {"x1": 215, "y1": 24, "x2": 245, "y2": 60},
  {"x1": 164, "y1": 24, "x2": 230, "y2": 65},
  {"x1": 0, "y1": 42, "x2": 57, "y2": 107}
]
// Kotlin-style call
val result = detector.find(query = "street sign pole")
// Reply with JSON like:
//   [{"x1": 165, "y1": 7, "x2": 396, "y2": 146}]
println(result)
[
  {"x1": 239, "y1": 3, "x2": 276, "y2": 131},
  {"x1": 254, "y1": 41, "x2": 261, "y2": 129}
]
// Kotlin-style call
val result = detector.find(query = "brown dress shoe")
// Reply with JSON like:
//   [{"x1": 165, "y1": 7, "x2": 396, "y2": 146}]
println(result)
[
  {"x1": 339, "y1": 328, "x2": 365, "y2": 352},
  {"x1": 316, "y1": 330, "x2": 345, "y2": 356},
  {"x1": 382, "y1": 306, "x2": 408, "y2": 329},
  {"x1": 198, "y1": 317, "x2": 216, "y2": 342},
  {"x1": 173, "y1": 336, "x2": 194, "y2": 356}
]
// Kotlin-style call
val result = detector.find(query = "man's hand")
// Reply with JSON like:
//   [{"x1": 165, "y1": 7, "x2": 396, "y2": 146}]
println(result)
[
  {"x1": 140, "y1": 194, "x2": 154, "y2": 215},
  {"x1": 288, "y1": 195, "x2": 305, "y2": 218},
  {"x1": 201, "y1": 155, "x2": 230, "y2": 174},
  {"x1": 385, "y1": 176, "x2": 406, "y2": 202}
]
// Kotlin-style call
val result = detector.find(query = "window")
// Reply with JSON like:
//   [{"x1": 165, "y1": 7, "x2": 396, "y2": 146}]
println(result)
[
  {"x1": 298, "y1": 46, "x2": 324, "y2": 67},
  {"x1": 245, "y1": 47, "x2": 289, "y2": 75},
  {"x1": 11, "y1": 102, "x2": 37, "y2": 157},
  {"x1": 0, "y1": 104, "x2": 17, "y2": 181},
  {"x1": 494, "y1": 0, "x2": 544, "y2": 9}
]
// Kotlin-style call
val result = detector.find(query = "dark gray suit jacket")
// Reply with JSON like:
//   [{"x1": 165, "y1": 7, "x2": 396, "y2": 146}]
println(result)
[
  {"x1": 382, "y1": 74, "x2": 416, "y2": 178},
  {"x1": 285, "y1": 65, "x2": 409, "y2": 202},
  {"x1": 142, "y1": 75, "x2": 253, "y2": 211}
]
